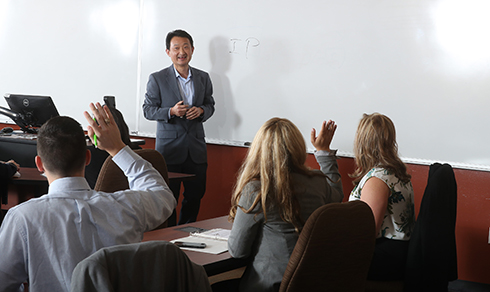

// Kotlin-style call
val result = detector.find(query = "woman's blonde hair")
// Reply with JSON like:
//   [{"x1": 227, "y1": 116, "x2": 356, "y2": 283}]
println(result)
[
  {"x1": 350, "y1": 113, "x2": 411, "y2": 184},
  {"x1": 229, "y1": 117, "x2": 322, "y2": 232}
]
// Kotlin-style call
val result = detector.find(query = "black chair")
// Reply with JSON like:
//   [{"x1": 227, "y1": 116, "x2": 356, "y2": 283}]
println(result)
[
  {"x1": 404, "y1": 163, "x2": 458, "y2": 291},
  {"x1": 70, "y1": 241, "x2": 212, "y2": 292},
  {"x1": 365, "y1": 163, "x2": 458, "y2": 292},
  {"x1": 85, "y1": 104, "x2": 140, "y2": 189}
]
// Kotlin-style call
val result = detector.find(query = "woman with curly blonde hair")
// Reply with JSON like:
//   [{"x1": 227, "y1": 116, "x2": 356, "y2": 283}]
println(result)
[
  {"x1": 225, "y1": 117, "x2": 343, "y2": 292},
  {"x1": 349, "y1": 113, "x2": 415, "y2": 281}
]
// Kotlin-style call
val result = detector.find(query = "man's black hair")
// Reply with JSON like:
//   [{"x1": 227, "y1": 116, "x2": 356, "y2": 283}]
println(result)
[
  {"x1": 166, "y1": 29, "x2": 194, "y2": 50},
  {"x1": 37, "y1": 116, "x2": 87, "y2": 176}
]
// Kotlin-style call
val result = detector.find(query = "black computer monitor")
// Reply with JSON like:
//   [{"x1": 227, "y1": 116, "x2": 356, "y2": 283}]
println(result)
[{"x1": 4, "y1": 94, "x2": 60, "y2": 132}]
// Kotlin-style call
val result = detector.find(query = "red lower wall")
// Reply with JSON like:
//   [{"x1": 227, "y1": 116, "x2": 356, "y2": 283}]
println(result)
[
  {"x1": 3, "y1": 124, "x2": 489, "y2": 284},
  {"x1": 200, "y1": 143, "x2": 490, "y2": 285},
  {"x1": 137, "y1": 138, "x2": 490, "y2": 284},
  {"x1": 139, "y1": 138, "x2": 488, "y2": 284}
]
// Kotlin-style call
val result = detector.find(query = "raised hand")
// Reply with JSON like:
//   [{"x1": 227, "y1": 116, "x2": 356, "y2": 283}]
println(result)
[
  {"x1": 311, "y1": 120, "x2": 337, "y2": 152},
  {"x1": 84, "y1": 102, "x2": 126, "y2": 157}
]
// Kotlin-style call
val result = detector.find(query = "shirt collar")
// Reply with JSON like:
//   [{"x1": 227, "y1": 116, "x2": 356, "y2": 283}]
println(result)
[
  {"x1": 172, "y1": 65, "x2": 192, "y2": 80},
  {"x1": 48, "y1": 177, "x2": 91, "y2": 195}
]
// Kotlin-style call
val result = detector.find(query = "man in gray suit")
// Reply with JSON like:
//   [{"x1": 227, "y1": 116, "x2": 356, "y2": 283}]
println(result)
[{"x1": 143, "y1": 29, "x2": 215, "y2": 226}]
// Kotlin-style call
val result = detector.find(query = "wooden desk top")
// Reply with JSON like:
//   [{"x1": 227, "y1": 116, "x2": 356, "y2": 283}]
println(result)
[
  {"x1": 167, "y1": 172, "x2": 195, "y2": 181},
  {"x1": 11, "y1": 168, "x2": 193, "y2": 183},
  {"x1": 143, "y1": 216, "x2": 246, "y2": 276},
  {"x1": 11, "y1": 167, "x2": 47, "y2": 184},
  {"x1": 0, "y1": 133, "x2": 37, "y2": 144}
]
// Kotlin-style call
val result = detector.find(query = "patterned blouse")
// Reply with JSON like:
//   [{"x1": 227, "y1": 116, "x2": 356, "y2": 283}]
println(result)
[{"x1": 349, "y1": 167, "x2": 415, "y2": 240}]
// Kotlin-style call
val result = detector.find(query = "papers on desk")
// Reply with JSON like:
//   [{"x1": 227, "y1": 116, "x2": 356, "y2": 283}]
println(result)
[
  {"x1": 191, "y1": 228, "x2": 231, "y2": 241},
  {"x1": 171, "y1": 228, "x2": 231, "y2": 255},
  {"x1": 10, "y1": 133, "x2": 37, "y2": 140}
]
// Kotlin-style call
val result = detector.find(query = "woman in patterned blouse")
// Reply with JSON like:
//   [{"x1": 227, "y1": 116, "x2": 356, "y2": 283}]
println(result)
[{"x1": 349, "y1": 113, "x2": 415, "y2": 281}]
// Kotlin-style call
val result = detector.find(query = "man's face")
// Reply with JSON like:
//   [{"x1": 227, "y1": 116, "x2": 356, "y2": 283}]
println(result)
[{"x1": 166, "y1": 36, "x2": 194, "y2": 68}]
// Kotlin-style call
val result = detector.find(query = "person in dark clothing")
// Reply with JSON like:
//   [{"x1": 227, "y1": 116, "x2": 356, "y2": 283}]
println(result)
[
  {"x1": 0, "y1": 160, "x2": 19, "y2": 178},
  {"x1": 84, "y1": 107, "x2": 141, "y2": 189},
  {"x1": 0, "y1": 159, "x2": 20, "y2": 225}
]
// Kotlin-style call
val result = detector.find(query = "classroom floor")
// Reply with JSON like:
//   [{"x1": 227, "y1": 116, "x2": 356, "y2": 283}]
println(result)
[
  {"x1": 209, "y1": 270, "x2": 490, "y2": 292},
  {"x1": 208, "y1": 267, "x2": 245, "y2": 285},
  {"x1": 448, "y1": 280, "x2": 490, "y2": 292}
]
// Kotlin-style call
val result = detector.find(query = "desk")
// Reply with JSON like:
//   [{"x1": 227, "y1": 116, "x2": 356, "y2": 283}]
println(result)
[
  {"x1": 0, "y1": 134, "x2": 37, "y2": 167},
  {"x1": 0, "y1": 133, "x2": 107, "y2": 169},
  {"x1": 2, "y1": 168, "x2": 193, "y2": 209},
  {"x1": 10, "y1": 169, "x2": 190, "y2": 185},
  {"x1": 143, "y1": 216, "x2": 247, "y2": 276},
  {"x1": 130, "y1": 138, "x2": 146, "y2": 146},
  {"x1": 0, "y1": 134, "x2": 194, "y2": 185},
  {"x1": 168, "y1": 172, "x2": 195, "y2": 182},
  {"x1": 12, "y1": 167, "x2": 47, "y2": 185},
  {"x1": 1, "y1": 167, "x2": 48, "y2": 208}
]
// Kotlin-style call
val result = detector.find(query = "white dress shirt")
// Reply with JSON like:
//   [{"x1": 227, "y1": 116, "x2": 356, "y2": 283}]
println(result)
[
  {"x1": 174, "y1": 65, "x2": 194, "y2": 106},
  {"x1": 0, "y1": 146, "x2": 176, "y2": 292}
]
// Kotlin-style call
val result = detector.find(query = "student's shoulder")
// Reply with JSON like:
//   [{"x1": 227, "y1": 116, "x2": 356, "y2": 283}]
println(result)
[
  {"x1": 239, "y1": 181, "x2": 261, "y2": 205},
  {"x1": 292, "y1": 170, "x2": 325, "y2": 184},
  {"x1": 243, "y1": 180, "x2": 261, "y2": 192},
  {"x1": 370, "y1": 167, "x2": 396, "y2": 180},
  {"x1": 3, "y1": 196, "x2": 50, "y2": 222}
]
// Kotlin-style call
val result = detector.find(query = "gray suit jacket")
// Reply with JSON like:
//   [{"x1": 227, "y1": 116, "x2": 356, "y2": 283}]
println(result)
[
  {"x1": 70, "y1": 241, "x2": 212, "y2": 292},
  {"x1": 228, "y1": 152, "x2": 344, "y2": 292},
  {"x1": 143, "y1": 65, "x2": 215, "y2": 165}
]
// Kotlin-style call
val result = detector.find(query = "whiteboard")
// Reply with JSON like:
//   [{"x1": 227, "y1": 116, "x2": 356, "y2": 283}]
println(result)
[
  {"x1": 0, "y1": 0, "x2": 141, "y2": 130},
  {"x1": 1, "y1": 0, "x2": 490, "y2": 170}
]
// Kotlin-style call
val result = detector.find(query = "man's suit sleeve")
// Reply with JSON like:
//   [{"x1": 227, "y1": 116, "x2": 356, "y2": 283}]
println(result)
[
  {"x1": 199, "y1": 73, "x2": 215, "y2": 123},
  {"x1": 142, "y1": 74, "x2": 171, "y2": 123}
]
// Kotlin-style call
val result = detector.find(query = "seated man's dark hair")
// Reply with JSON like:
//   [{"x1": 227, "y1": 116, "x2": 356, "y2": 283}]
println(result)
[
  {"x1": 166, "y1": 29, "x2": 194, "y2": 50},
  {"x1": 37, "y1": 116, "x2": 87, "y2": 176}
]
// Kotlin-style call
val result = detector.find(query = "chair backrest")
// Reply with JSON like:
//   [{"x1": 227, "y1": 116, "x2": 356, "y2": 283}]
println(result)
[
  {"x1": 279, "y1": 200, "x2": 376, "y2": 292},
  {"x1": 85, "y1": 106, "x2": 140, "y2": 189},
  {"x1": 108, "y1": 107, "x2": 141, "y2": 150},
  {"x1": 94, "y1": 149, "x2": 169, "y2": 192},
  {"x1": 70, "y1": 241, "x2": 212, "y2": 292},
  {"x1": 94, "y1": 149, "x2": 169, "y2": 229},
  {"x1": 404, "y1": 163, "x2": 458, "y2": 291}
]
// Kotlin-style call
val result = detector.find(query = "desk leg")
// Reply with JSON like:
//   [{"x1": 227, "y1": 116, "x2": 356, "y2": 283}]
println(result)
[{"x1": 4, "y1": 185, "x2": 45, "y2": 210}]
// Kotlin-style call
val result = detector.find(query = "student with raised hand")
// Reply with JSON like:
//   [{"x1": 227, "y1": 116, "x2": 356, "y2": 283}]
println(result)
[
  {"x1": 0, "y1": 103, "x2": 176, "y2": 292},
  {"x1": 348, "y1": 113, "x2": 415, "y2": 281},
  {"x1": 224, "y1": 118, "x2": 343, "y2": 292}
]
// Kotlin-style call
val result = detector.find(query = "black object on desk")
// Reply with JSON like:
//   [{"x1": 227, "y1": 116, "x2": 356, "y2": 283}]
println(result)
[
  {"x1": 1, "y1": 94, "x2": 60, "y2": 134},
  {"x1": 0, "y1": 132, "x2": 110, "y2": 183},
  {"x1": 0, "y1": 127, "x2": 13, "y2": 134},
  {"x1": 0, "y1": 132, "x2": 38, "y2": 167},
  {"x1": 176, "y1": 226, "x2": 209, "y2": 233}
]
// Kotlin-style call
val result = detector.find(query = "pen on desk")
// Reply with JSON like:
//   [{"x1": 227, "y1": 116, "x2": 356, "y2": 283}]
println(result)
[{"x1": 174, "y1": 241, "x2": 207, "y2": 249}]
